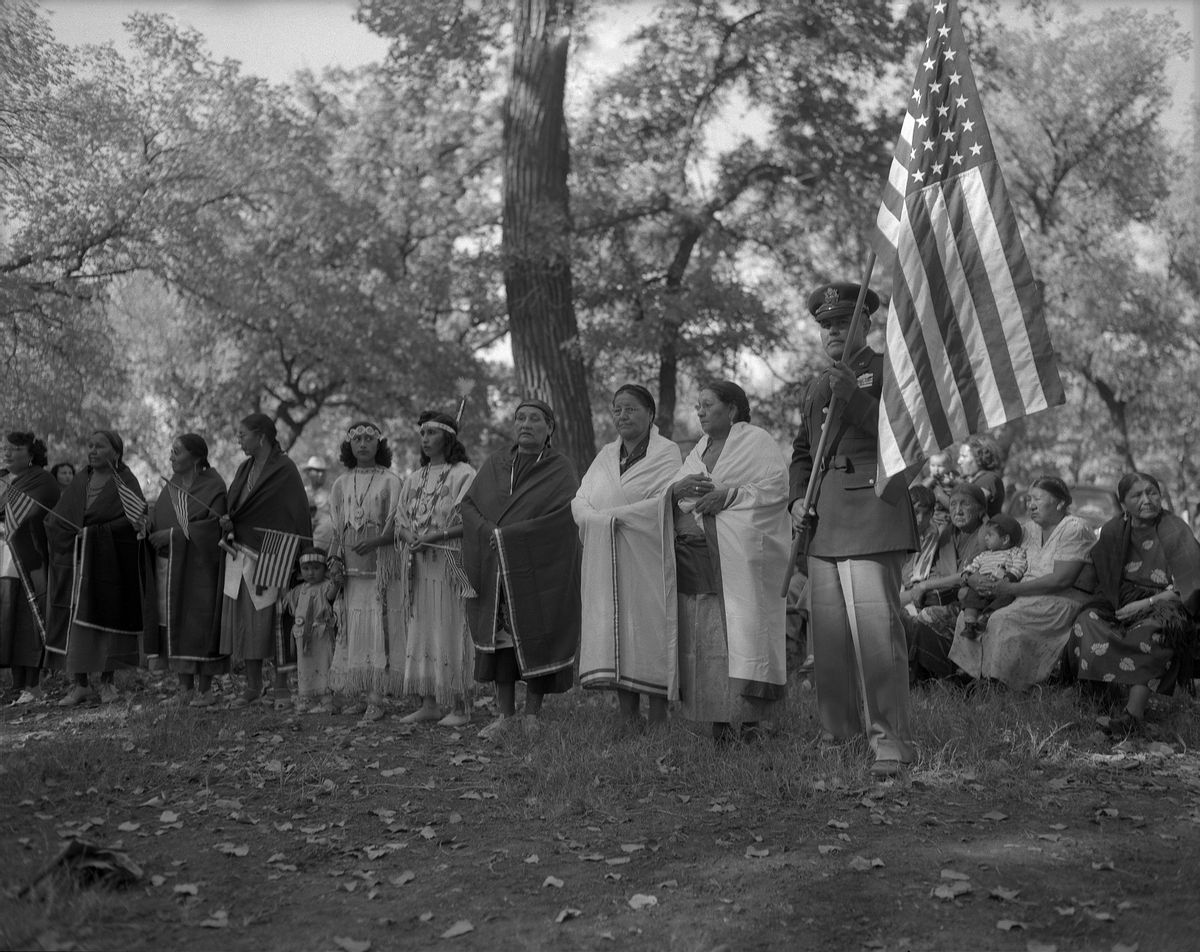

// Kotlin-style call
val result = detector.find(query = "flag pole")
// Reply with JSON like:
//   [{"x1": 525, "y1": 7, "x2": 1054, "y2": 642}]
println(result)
[{"x1": 780, "y1": 251, "x2": 878, "y2": 598}]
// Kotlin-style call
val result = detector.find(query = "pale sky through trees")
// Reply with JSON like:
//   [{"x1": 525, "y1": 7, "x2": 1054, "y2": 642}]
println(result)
[{"x1": 43, "y1": 0, "x2": 1197, "y2": 134}]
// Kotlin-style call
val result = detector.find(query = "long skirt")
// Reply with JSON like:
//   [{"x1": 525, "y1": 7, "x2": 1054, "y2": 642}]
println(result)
[
  {"x1": 220, "y1": 580, "x2": 291, "y2": 669},
  {"x1": 1071, "y1": 606, "x2": 1176, "y2": 691},
  {"x1": 678, "y1": 593, "x2": 779, "y2": 725},
  {"x1": 402, "y1": 551, "x2": 473, "y2": 705},
  {"x1": 330, "y1": 574, "x2": 405, "y2": 696},
  {"x1": 949, "y1": 594, "x2": 1080, "y2": 690},
  {"x1": 154, "y1": 557, "x2": 227, "y2": 677},
  {"x1": 0, "y1": 577, "x2": 44, "y2": 669}
]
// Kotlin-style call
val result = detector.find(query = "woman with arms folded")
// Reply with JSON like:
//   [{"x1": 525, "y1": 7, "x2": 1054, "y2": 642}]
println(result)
[
  {"x1": 1071, "y1": 472, "x2": 1200, "y2": 735},
  {"x1": 143, "y1": 434, "x2": 229, "y2": 708},
  {"x1": 462, "y1": 399, "x2": 580, "y2": 740},
  {"x1": 667, "y1": 380, "x2": 789, "y2": 744},
  {"x1": 574, "y1": 384, "x2": 682, "y2": 732}
]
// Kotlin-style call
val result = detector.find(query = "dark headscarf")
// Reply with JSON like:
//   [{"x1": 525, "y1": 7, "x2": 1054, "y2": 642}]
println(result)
[
  {"x1": 515, "y1": 399, "x2": 556, "y2": 431},
  {"x1": 703, "y1": 380, "x2": 751, "y2": 424},
  {"x1": 949, "y1": 481, "x2": 987, "y2": 511}
]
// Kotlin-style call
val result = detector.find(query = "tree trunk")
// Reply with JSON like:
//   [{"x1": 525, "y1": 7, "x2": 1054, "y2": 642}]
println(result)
[
  {"x1": 502, "y1": 0, "x2": 594, "y2": 472},
  {"x1": 654, "y1": 221, "x2": 704, "y2": 438},
  {"x1": 1090, "y1": 376, "x2": 1137, "y2": 473}
]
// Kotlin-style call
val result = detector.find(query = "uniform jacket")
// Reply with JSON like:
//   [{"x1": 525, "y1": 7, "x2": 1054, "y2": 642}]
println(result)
[{"x1": 789, "y1": 350, "x2": 918, "y2": 559}]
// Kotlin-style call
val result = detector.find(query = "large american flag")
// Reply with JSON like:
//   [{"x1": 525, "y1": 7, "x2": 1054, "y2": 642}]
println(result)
[{"x1": 872, "y1": 0, "x2": 1064, "y2": 479}]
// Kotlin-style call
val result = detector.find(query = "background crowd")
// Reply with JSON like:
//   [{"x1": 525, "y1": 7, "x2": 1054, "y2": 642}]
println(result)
[{"x1": 2, "y1": 381, "x2": 1197, "y2": 754}]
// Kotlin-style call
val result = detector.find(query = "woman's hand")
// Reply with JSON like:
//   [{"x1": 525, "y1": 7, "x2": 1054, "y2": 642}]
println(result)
[
  {"x1": 672, "y1": 473, "x2": 714, "y2": 503},
  {"x1": 218, "y1": 515, "x2": 233, "y2": 534},
  {"x1": 693, "y1": 489, "x2": 729, "y2": 515},
  {"x1": 969, "y1": 573, "x2": 998, "y2": 597},
  {"x1": 351, "y1": 535, "x2": 386, "y2": 556},
  {"x1": 148, "y1": 528, "x2": 171, "y2": 550}
]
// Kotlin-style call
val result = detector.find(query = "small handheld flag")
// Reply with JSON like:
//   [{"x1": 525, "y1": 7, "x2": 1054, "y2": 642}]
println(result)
[
  {"x1": 1, "y1": 483, "x2": 36, "y2": 531},
  {"x1": 116, "y1": 480, "x2": 148, "y2": 530},
  {"x1": 169, "y1": 485, "x2": 191, "y2": 540},
  {"x1": 253, "y1": 529, "x2": 303, "y2": 592}
]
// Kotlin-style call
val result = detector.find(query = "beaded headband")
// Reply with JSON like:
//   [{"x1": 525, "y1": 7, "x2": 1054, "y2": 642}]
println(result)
[
  {"x1": 299, "y1": 552, "x2": 327, "y2": 565},
  {"x1": 347, "y1": 424, "x2": 381, "y2": 439},
  {"x1": 418, "y1": 421, "x2": 457, "y2": 435}
]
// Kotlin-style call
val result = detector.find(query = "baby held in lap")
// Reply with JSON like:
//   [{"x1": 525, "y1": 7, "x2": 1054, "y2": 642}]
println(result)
[{"x1": 958, "y1": 514, "x2": 1026, "y2": 639}]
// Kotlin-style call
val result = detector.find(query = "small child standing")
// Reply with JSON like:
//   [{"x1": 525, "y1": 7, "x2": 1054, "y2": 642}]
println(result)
[
  {"x1": 958, "y1": 514, "x2": 1027, "y2": 640},
  {"x1": 282, "y1": 546, "x2": 342, "y2": 713}
]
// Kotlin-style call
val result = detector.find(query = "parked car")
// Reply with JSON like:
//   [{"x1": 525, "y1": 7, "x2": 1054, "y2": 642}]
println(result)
[{"x1": 1005, "y1": 484, "x2": 1121, "y2": 536}]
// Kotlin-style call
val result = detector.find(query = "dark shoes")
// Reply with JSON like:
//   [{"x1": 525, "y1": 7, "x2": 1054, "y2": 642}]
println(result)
[{"x1": 1100, "y1": 709, "x2": 1144, "y2": 737}]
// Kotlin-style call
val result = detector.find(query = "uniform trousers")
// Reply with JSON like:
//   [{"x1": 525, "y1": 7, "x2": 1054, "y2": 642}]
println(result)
[{"x1": 808, "y1": 552, "x2": 914, "y2": 763}]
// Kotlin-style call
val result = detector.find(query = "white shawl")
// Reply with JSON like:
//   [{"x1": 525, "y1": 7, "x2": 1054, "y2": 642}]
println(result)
[
  {"x1": 670, "y1": 422, "x2": 789, "y2": 687},
  {"x1": 573, "y1": 429, "x2": 682, "y2": 698}
]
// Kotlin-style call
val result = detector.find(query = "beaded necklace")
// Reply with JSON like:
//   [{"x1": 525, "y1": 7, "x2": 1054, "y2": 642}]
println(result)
[{"x1": 406, "y1": 462, "x2": 454, "y2": 535}]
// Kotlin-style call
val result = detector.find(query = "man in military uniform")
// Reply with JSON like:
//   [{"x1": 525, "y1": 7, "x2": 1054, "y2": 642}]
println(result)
[{"x1": 789, "y1": 282, "x2": 917, "y2": 777}]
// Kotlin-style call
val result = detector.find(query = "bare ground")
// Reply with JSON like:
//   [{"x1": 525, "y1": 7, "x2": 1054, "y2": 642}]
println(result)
[{"x1": 1, "y1": 678, "x2": 1198, "y2": 952}]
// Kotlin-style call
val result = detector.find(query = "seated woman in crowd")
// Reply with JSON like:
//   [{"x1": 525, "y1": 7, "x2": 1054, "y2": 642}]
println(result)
[
  {"x1": 574, "y1": 384, "x2": 682, "y2": 732},
  {"x1": 957, "y1": 435, "x2": 1006, "y2": 518},
  {"x1": 1, "y1": 431, "x2": 61, "y2": 703},
  {"x1": 666, "y1": 381, "x2": 788, "y2": 744},
  {"x1": 462, "y1": 399, "x2": 581, "y2": 740},
  {"x1": 1070, "y1": 472, "x2": 1200, "y2": 735},
  {"x1": 950, "y1": 476, "x2": 1092, "y2": 690},
  {"x1": 142, "y1": 434, "x2": 229, "y2": 708},
  {"x1": 902, "y1": 482, "x2": 988, "y2": 682},
  {"x1": 44, "y1": 430, "x2": 144, "y2": 705}
]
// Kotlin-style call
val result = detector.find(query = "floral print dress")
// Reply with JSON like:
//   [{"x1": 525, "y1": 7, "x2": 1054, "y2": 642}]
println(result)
[{"x1": 1071, "y1": 523, "x2": 1183, "y2": 689}]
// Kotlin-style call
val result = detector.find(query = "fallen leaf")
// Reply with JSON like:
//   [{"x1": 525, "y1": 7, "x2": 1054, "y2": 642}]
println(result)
[
  {"x1": 997, "y1": 919, "x2": 1025, "y2": 931},
  {"x1": 333, "y1": 938, "x2": 372, "y2": 952},
  {"x1": 826, "y1": 819, "x2": 849, "y2": 830},
  {"x1": 524, "y1": 854, "x2": 539, "y2": 864},
  {"x1": 159, "y1": 811, "x2": 180, "y2": 824},
  {"x1": 390, "y1": 871, "x2": 415, "y2": 886},
  {"x1": 380, "y1": 767, "x2": 406, "y2": 778},
  {"x1": 418, "y1": 912, "x2": 433, "y2": 923},
  {"x1": 940, "y1": 869, "x2": 971, "y2": 881},
  {"x1": 745, "y1": 846, "x2": 770, "y2": 859},
  {"x1": 628, "y1": 894, "x2": 657, "y2": 910},
  {"x1": 578, "y1": 853, "x2": 604, "y2": 862},
  {"x1": 117, "y1": 821, "x2": 141, "y2": 833},
  {"x1": 933, "y1": 881, "x2": 973, "y2": 900},
  {"x1": 440, "y1": 920, "x2": 473, "y2": 938},
  {"x1": 1026, "y1": 943, "x2": 1058, "y2": 952},
  {"x1": 603, "y1": 872, "x2": 622, "y2": 882},
  {"x1": 213, "y1": 842, "x2": 249, "y2": 857},
  {"x1": 1054, "y1": 906, "x2": 1075, "y2": 917},
  {"x1": 199, "y1": 910, "x2": 229, "y2": 928},
  {"x1": 1112, "y1": 943, "x2": 1139, "y2": 952},
  {"x1": 1089, "y1": 911, "x2": 1116, "y2": 922},
  {"x1": 173, "y1": 883, "x2": 199, "y2": 896},
  {"x1": 1091, "y1": 860, "x2": 1115, "y2": 871},
  {"x1": 848, "y1": 855, "x2": 883, "y2": 872},
  {"x1": 981, "y1": 811, "x2": 1008, "y2": 822},
  {"x1": 543, "y1": 876, "x2": 564, "y2": 889},
  {"x1": 555, "y1": 907, "x2": 582, "y2": 924},
  {"x1": 619, "y1": 843, "x2": 645, "y2": 853},
  {"x1": 990, "y1": 886, "x2": 1021, "y2": 902}
]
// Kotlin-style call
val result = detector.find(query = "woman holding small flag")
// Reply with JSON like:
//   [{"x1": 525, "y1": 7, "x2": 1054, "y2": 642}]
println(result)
[
  {"x1": 142, "y1": 434, "x2": 229, "y2": 708},
  {"x1": 219, "y1": 414, "x2": 311, "y2": 709},
  {"x1": 1, "y1": 431, "x2": 61, "y2": 703},
  {"x1": 43, "y1": 430, "x2": 145, "y2": 706},
  {"x1": 327, "y1": 421, "x2": 404, "y2": 723}
]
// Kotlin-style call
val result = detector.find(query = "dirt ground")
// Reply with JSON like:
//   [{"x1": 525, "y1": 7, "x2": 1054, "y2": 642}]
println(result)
[{"x1": 1, "y1": 686, "x2": 1197, "y2": 952}]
